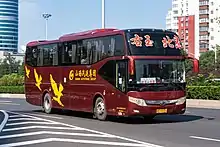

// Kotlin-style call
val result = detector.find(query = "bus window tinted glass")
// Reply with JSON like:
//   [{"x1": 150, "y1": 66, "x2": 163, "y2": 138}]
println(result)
[
  {"x1": 83, "y1": 35, "x2": 125, "y2": 64},
  {"x1": 62, "y1": 42, "x2": 78, "y2": 65},
  {"x1": 126, "y1": 32, "x2": 183, "y2": 56},
  {"x1": 25, "y1": 47, "x2": 38, "y2": 66},
  {"x1": 39, "y1": 44, "x2": 58, "y2": 66}
]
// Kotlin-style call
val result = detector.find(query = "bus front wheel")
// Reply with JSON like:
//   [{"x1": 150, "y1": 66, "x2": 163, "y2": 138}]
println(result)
[
  {"x1": 43, "y1": 93, "x2": 53, "y2": 114},
  {"x1": 94, "y1": 97, "x2": 107, "y2": 121}
]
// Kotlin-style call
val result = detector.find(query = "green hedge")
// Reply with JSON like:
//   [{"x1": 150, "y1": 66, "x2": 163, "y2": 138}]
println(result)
[
  {"x1": 0, "y1": 73, "x2": 24, "y2": 86},
  {"x1": 0, "y1": 86, "x2": 24, "y2": 94},
  {"x1": 187, "y1": 86, "x2": 220, "y2": 100}
]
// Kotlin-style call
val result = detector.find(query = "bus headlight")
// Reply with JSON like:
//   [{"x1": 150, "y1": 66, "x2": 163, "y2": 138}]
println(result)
[
  {"x1": 176, "y1": 97, "x2": 186, "y2": 105},
  {"x1": 128, "y1": 96, "x2": 147, "y2": 106}
]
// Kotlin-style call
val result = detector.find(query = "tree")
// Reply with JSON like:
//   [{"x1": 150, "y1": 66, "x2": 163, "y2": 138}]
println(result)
[{"x1": 0, "y1": 56, "x2": 22, "y2": 77}]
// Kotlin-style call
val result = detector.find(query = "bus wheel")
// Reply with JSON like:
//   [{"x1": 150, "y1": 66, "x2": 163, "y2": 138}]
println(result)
[
  {"x1": 43, "y1": 93, "x2": 53, "y2": 114},
  {"x1": 94, "y1": 97, "x2": 107, "y2": 121}
]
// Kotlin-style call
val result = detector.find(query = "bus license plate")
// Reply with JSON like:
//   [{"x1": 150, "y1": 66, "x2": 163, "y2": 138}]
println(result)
[{"x1": 156, "y1": 109, "x2": 167, "y2": 114}]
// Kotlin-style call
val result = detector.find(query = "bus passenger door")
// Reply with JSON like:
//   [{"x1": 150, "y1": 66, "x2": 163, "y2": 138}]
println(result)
[
  {"x1": 115, "y1": 60, "x2": 128, "y2": 112},
  {"x1": 116, "y1": 60, "x2": 128, "y2": 93}
]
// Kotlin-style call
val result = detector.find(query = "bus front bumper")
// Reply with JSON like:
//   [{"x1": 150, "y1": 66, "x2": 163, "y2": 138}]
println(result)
[{"x1": 127, "y1": 96, "x2": 186, "y2": 116}]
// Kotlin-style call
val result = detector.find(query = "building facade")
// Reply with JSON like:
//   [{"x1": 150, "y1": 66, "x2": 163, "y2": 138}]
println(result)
[
  {"x1": 166, "y1": 0, "x2": 220, "y2": 59},
  {"x1": 0, "y1": 0, "x2": 18, "y2": 53}
]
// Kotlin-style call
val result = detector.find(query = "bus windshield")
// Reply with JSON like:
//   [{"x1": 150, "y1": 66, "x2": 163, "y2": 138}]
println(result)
[
  {"x1": 126, "y1": 32, "x2": 183, "y2": 56},
  {"x1": 133, "y1": 59, "x2": 185, "y2": 84}
]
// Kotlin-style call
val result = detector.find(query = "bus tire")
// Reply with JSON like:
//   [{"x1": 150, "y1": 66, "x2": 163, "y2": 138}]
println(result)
[
  {"x1": 94, "y1": 97, "x2": 107, "y2": 121},
  {"x1": 43, "y1": 93, "x2": 53, "y2": 114}
]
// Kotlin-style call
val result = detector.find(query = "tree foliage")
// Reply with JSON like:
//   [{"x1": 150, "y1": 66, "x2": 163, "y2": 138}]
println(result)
[
  {"x1": 186, "y1": 45, "x2": 220, "y2": 77},
  {"x1": 0, "y1": 56, "x2": 24, "y2": 78}
]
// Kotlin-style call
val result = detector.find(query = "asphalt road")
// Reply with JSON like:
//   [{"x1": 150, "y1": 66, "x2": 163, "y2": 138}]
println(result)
[{"x1": 0, "y1": 98, "x2": 220, "y2": 147}]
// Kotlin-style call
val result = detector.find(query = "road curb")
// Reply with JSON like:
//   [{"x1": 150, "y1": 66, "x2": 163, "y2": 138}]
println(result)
[
  {"x1": 186, "y1": 99, "x2": 220, "y2": 109},
  {"x1": 0, "y1": 110, "x2": 9, "y2": 132}
]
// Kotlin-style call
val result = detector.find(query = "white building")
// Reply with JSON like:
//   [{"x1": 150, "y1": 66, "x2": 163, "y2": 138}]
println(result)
[{"x1": 166, "y1": 0, "x2": 220, "y2": 59}]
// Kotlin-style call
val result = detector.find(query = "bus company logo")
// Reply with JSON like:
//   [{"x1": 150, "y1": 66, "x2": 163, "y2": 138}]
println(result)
[
  {"x1": 25, "y1": 66, "x2": 30, "y2": 78},
  {"x1": 34, "y1": 69, "x2": 42, "y2": 91},
  {"x1": 69, "y1": 69, "x2": 97, "y2": 81},
  {"x1": 159, "y1": 101, "x2": 168, "y2": 106},
  {"x1": 50, "y1": 74, "x2": 64, "y2": 107}
]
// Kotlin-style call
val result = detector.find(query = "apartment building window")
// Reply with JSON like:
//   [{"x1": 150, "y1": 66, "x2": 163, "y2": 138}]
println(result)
[
  {"x1": 173, "y1": 4, "x2": 178, "y2": 8},
  {"x1": 211, "y1": 36, "x2": 214, "y2": 40},
  {"x1": 173, "y1": 10, "x2": 178, "y2": 14},
  {"x1": 211, "y1": 28, "x2": 214, "y2": 31},
  {"x1": 200, "y1": 26, "x2": 209, "y2": 31},
  {"x1": 199, "y1": 9, "x2": 209, "y2": 14},
  {"x1": 211, "y1": 10, "x2": 214, "y2": 14},
  {"x1": 199, "y1": 18, "x2": 209, "y2": 23},
  {"x1": 200, "y1": 43, "x2": 209, "y2": 48},
  {"x1": 211, "y1": 19, "x2": 214, "y2": 23},
  {"x1": 199, "y1": 0, "x2": 208, "y2": 6},
  {"x1": 200, "y1": 35, "x2": 209, "y2": 40}
]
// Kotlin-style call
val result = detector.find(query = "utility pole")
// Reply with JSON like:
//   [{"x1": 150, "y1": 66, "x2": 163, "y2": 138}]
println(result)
[
  {"x1": 102, "y1": 0, "x2": 105, "y2": 28},
  {"x1": 42, "y1": 13, "x2": 52, "y2": 40}
]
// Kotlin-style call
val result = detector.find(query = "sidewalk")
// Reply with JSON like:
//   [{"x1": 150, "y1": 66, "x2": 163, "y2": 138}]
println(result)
[{"x1": 0, "y1": 94, "x2": 220, "y2": 109}]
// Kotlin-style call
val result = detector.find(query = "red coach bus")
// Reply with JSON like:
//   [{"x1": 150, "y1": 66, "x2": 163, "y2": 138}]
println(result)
[{"x1": 24, "y1": 28, "x2": 198, "y2": 121}]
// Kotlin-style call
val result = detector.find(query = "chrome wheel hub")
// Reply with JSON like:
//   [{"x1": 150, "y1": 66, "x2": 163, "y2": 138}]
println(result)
[{"x1": 97, "y1": 101, "x2": 105, "y2": 115}]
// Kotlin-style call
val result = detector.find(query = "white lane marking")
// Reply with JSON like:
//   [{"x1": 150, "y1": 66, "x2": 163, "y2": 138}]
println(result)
[
  {"x1": 0, "y1": 138, "x2": 52, "y2": 147},
  {"x1": 0, "y1": 131, "x2": 114, "y2": 139},
  {"x1": 9, "y1": 115, "x2": 23, "y2": 118},
  {"x1": 0, "y1": 138, "x2": 154, "y2": 147},
  {"x1": 25, "y1": 113, "x2": 63, "y2": 119},
  {"x1": 7, "y1": 111, "x2": 163, "y2": 147},
  {"x1": 0, "y1": 103, "x2": 20, "y2": 106},
  {"x1": 6, "y1": 121, "x2": 58, "y2": 126},
  {"x1": 2, "y1": 126, "x2": 84, "y2": 132},
  {"x1": 8, "y1": 118, "x2": 40, "y2": 122},
  {"x1": 0, "y1": 101, "x2": 12, "y2": 103},
  {"x1": 0, "y1": 110, "x2": 8, "y2": 132},
  {"x1": 190, "y1": 136, "x2": 220, "y2": 142}
]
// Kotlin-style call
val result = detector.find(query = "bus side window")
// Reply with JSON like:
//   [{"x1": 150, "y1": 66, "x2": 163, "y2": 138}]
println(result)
[
  {"x1": 37, "y1": 46, "x2": 43, "y2": 66},
  {"x1": 52, "y1": 44, "x2": 58, "y2": 66},
  {"x1": 114, "y1": 35, "x2": 125, "y2": 56},
  {"x1": 61, "y1": 42, "x2": 77, "y2": 65},
  {"x1": 41, "y1": 44, "x2": 58, "y2": 66},
  {"x1": 26, "y1": 46, "x2": 38, "y2": 67}
]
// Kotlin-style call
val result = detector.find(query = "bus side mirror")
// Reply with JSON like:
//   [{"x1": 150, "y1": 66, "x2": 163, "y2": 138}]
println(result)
[{"x1": 185, "y1": 56, "x2": 199, "y2": 74}]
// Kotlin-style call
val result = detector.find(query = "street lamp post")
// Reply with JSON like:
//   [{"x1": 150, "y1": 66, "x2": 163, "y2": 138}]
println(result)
[
  {"x1": 42, "y1": 13, "x2": 52, "y2": 40},
  {"x1": 102, "y1": 0, "x2": 105, "y2": 28}
]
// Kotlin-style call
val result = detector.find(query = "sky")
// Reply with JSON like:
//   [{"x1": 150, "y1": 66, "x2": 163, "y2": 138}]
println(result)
[{"x1": 18, "y1": 0, "x2": 172, "y2": 51}]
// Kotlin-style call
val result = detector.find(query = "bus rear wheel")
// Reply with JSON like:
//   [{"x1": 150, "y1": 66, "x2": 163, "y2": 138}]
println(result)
[
  {"x1": 43, "y1": 93, "x2": 53, "y2": 114},
  {"x1": 94, "y1": 97, "x2": 107, "y2": 121}
]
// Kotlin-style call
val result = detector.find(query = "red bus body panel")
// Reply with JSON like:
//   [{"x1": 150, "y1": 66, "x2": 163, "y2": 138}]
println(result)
[{"x1": 25, "y1": 28, "x2": 186, "y2": 117}]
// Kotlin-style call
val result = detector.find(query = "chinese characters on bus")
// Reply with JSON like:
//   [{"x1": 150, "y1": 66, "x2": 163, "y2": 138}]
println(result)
[
  {"x1": 129, "y1": 34, "x2": 143, "y2": 47},
  {"x1": 130, "y1": 34, "x2": 182, "y2": 49},
  {"x1": 144, "y1": 35, "x2": 154, "y2": 47},
  {"x1": 69, "y1": 69, "x2": 97, "y2": 81}
]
